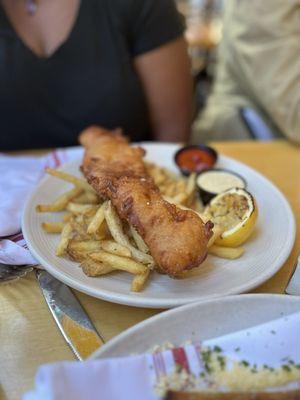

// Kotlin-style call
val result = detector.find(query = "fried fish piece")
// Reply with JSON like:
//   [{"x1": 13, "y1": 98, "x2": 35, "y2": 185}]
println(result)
[{"x1": 79, "y1": 126, "x2": 213, "y2": 276}]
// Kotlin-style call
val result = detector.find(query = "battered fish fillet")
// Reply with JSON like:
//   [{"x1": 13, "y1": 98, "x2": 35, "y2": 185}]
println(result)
[{"x1": 79, "y1": 126, "x2": 213, "y2": 276}]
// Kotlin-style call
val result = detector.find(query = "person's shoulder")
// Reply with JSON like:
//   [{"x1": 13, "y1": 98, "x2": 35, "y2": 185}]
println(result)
[
  {"x1": 99, "y1": 0, "x2": 140, "y2": 11},
  {"x1": 101, "y1": 0, "x2": 169, "y2": 16},
  {"x1": 97, "y1": 0, "x2": 160, "y2": 29},
  {"x1": 94, "y1": 0, "x2": 139, "y2": 20}
]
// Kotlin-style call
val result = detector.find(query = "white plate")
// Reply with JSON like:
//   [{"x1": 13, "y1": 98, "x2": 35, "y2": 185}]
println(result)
[
  {"x1": 91, "y1": 294, "x2": 300, "y2": 359},
  {"x1": 22, "y1": 143, "x2": 296, "y2": 308}
]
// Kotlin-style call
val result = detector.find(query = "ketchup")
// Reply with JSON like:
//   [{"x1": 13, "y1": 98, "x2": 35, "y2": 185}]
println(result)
[{"x1": 175, "y1": 145, "x2": 217, "y2": 175}]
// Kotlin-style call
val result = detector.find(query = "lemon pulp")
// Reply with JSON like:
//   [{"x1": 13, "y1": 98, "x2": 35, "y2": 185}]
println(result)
[{"x1": 204, "y1": 188, "x2": 258, "y2": 247}]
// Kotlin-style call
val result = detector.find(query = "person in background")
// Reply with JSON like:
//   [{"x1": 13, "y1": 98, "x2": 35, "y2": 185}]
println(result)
[
  {"x1": 0, "y1": 0, "x2": 193, "y2": 150},
  {"x1": 191, "y1": 0, "x2": 300, "y2": 144}
]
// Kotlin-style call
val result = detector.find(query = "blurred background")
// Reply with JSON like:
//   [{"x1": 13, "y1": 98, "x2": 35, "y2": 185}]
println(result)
[
  {"x1": 176, "y1": 0, "x2": 223, "y2": 112},
  {"x1": 1, "y1": 0, "x2": 298, "y2": 149}
]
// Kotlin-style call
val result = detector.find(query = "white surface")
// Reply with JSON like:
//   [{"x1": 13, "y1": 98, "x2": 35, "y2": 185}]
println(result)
[
  {"x1": 286, "y1": 254, "x2": 300, "y2": 295},
  {"x1": 22, "y1": 143, "x2": 296, "y2": 308},
  {"x1": 92, "y1": 294, "x2": 300, "y2": 359},
  {"x1": 0, "y1": 147, "x2": 82, "y2": 264},
  {"x1": 24, "y1": 295, "x2": 300, "y2": 400},
  {"x1": 0, "y1": 147, "x2": 82, "y2": 238},
  {"x1": 0, "y1": 155, "x2": 45, "y2": 237}
]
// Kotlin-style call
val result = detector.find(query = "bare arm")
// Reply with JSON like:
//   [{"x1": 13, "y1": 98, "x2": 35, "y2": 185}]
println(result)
[{"x1": 134, "y1": 37, "x2": 193, "y2": 143}]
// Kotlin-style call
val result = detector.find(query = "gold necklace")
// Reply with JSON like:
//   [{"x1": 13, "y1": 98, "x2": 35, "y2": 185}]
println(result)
[{"x1": 25, "y1": 0, "x2": 37, "y2": 15}]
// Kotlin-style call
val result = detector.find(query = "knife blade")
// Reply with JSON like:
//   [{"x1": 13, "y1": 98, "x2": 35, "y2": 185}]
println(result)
[
  {"x1": 36, "y1": 269, "x2": 104, "y2": 360},
  {"x1": 285, "y1": 253, "x2": 300, "y2": 295}
]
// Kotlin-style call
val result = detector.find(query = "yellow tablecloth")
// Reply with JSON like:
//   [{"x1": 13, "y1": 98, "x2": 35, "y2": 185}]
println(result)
[{"x1": 1, "y1": 140, "x2": 299, "y2": 400}]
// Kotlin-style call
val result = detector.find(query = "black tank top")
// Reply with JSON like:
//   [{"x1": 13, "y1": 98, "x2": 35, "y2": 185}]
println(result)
[{"x1": 0, "y1": 0, "x2": 184, "y2": 150}]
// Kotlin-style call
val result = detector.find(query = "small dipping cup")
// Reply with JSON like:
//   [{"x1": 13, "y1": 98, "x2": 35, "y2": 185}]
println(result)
[{"x1": 174, "y1": 145, "x2": 218, "y2": 176}]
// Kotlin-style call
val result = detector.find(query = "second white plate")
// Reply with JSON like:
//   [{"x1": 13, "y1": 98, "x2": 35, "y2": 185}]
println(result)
[
  {"x1": 91, "y1": 294, "x2": 300, "y2": 359},
  {"x1": 22, "y1": 143, "x2": 296, "y2": 308}
]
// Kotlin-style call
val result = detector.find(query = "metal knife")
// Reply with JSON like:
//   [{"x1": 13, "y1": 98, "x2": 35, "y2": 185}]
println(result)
[
  {"x1": 36, "y1": 269, "x2": 104, "y2": 360},
  {"x1": 285, "y1": 253, "x2": 300, "y2": 295}
]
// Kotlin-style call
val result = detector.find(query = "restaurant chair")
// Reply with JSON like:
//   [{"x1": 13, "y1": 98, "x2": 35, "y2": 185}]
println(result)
[{"x1": 239, "y1": 107, "x2": 275, "y2": 141}]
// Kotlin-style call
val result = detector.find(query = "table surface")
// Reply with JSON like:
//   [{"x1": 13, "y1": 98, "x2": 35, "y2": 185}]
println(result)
[{"x1": 1, "y1": 140, "x2": 300, "y2": 400}]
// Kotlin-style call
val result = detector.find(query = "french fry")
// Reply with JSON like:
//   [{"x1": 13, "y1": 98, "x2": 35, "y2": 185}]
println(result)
[
  {"x1": 186, "y1": 173, "x2": 196, "y2": 197},
  {"x1": 164, "y1": 194, "x2": 188, "y2": 206},
  {"x1": 131, "y1": 270, "x2": 151, "y2": 292},
  {"x1": 164, "y1": 168, "x2": 178, "y2": 181},
  {"x1": 145, "y1": 162, "x2": 166, "y2": 185},
  {"x1": 173, "y1": 181, "x2": 181, "y2": 192},
  {"x1": 56, "y1": 223, "x2": 73, "y2": 256},
  {"x1": 36, "y1": 187, "x2": 83, "y2": 212},
  {"x1": 68, "y1": 240, "x2": 102, "y2": 253},
  {"x1": 67, "y1": 247, "x2": 86, "y2": 262},
  {"x1": 146, "y1": 162, "x2": 178, "y2": 182},
  {"x1": 163, "y1": 195, "x2": 176, "y2": 204},
  {"x1": 174, "y1": 180, "x2": 186, "y2": 195},
  {"x1": 130, "y1": 226, "x2": 149, "y2": 253},
  {"x1": 192, "y1": 197, "x2": 205, "y2": 214},
  {"x1": 96, "y1": 220, "x2": 110, "y2": 239},
  {"x1": 73, "y1": 191, "x2": 100, "y2": 204},
  {"x1": 158, "y1": 184, "x2": 167, "y2": 195},
  {"x1": 207, "y1": 226, "x2": 224, "y2": 248},
  {"x1": 41, "y1": 221, "x2": 64, "y2": 233},
  {"x1": 185, "y1": 173, "x2": 196, "y2": 206},
  {"x1": 90, "y1": 251, "x2": 148, "y2": 275},
  {"x1": 165, "y1": 181, "x2": 177, "y2": 197},
  {"x1": 104, "y1": 201, "x2": 154, "y2": 266},
  {"x1": 63, "y1": 212, "x2": 73, "y2": 222},
  {"x1": 103, "y1": 201, "x2": 124, "y2": 241},
  {"x1": 67, "y1": 202, "x2": 98, "y2": 216},
  {"x1": 209, "y1": 245, "x2": 244, "y2": 259},
  {"x1": 81, "y1": 259, "x2": 114, "y2": 277},
  {"x1": 87, "y1": 202, "x2": 107, "y2": 234},
  {"x1": 69, "y1": 216, "x2": 88, "y2": 238},
  {"x1": 45, "y1": 167, "x2": 95, "y2": 192},
  {"x1": 171, "y1": 192, "x2": 188, "y2": 205},
  {"x1": 153, "y1": 170, "x2": 166, "y2": 185},
  {"x1": 100, "y1": 240, "x2": 131, "y2": 258}
]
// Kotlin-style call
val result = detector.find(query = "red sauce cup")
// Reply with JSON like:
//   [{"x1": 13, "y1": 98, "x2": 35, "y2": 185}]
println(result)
[{"x1": 174, "y1": 145, "x2": 218, "y2": 176}]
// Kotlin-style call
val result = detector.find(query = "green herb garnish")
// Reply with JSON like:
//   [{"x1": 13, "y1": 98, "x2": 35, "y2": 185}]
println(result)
[
  {"x1": 213, "y1": 345, "x2": 222, "y2": 353},
  {"x1": 202, "y1": 348, "x2": 213, "y2": 374},
  {"x1": 282, "y1": 365, "x2": 292, "y2": 372},
  {"x1": 240, "y1": 360, "x2": 250, "y2": 367},
  {"x1": 217, "y1": 355, "x2": 226, "y2": 370}
]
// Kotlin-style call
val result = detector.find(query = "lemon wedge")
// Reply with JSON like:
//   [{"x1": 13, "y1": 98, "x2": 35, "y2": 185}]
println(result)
[{"x1": 204, "y1": 188, "x2": 258, "y2": 247}]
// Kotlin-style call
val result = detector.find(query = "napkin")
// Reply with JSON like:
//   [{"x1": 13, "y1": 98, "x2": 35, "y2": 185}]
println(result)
[
  {"x1": 0, "y1": 148, "x2": 83, "y2": 265},
  {"x1": 24, "y1": 311, "x2": 300, "y2": 400}
]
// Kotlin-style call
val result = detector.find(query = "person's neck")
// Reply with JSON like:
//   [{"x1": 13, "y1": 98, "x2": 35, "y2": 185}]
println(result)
[
  {"x1": 0, "y1": 0, "x2": 80, "y2": 58},
  {"x1": 1, "y1": 0, "x2": 37, "y2": 16}
]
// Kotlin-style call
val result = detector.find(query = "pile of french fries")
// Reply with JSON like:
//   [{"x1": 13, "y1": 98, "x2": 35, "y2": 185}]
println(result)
[{"x1": 36, "y1": 163, "x2": 243, "y2": 292}]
